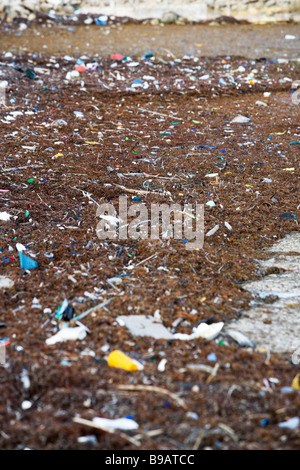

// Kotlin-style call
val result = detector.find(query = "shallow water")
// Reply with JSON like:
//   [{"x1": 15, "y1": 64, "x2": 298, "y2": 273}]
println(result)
[{"x1": 0, "y1": 23, "x2": 300, "y2": 58}]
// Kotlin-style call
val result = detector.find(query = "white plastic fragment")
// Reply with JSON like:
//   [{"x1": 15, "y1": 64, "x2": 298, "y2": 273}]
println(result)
[
  {"x1": 21, "y1": 400, "x2": 32, "y2": 410},
  {"x1": 231, "y1": 115, "x2": 251, "y2": 123},
  {"x1": 256, "y1": 100, "x2": 268, "y2": 107},
  {"x1": 173, "y1": 322, "x2": 224, "y2": 341},
  {"x1": 99, "y1": 214, "x2": 121, "y2": 225},
  {"x1": 262, "y1": 178, "x2": 272, "y2": 183},
  {"x1": 116, "y1": 315, "x2": 174, "y2": 340},
  {"x1": 51, "y1": 119, "x2": 68, "y2": 127},
  {"x1": 16, "y1": 243, "x2": 26, "y2": 252},
  {"x1": 20, "y1": 369, "x2": 30, "y2": 389},
  {"x1": 192, "y1": 321, "x2": 224, "y2": 340},
  {"x1": 117, "y1": 315, "x2": 223, "y2": 341},
  {"x1": 224, "y1": 221, "x2": 232, "y2": 231},
  {"x1": 225, "y1": 329, "x2": 255, "y2": 347},
  {"x1": 0, "y1": 276, "x2": 14, "y2": 289},
  {"x1": 0, "y1": 80, "x2": 8, "y2": 89},
  {"x1": 157, "y1": 358, "x2": 167, "y2": 372},
  {"x1": 92, "y1": 417, "x2": 139, "y2": 432},
  {"x1": 66, "y1": 70, "x2": 80, "y2": 80},
  {"x1": 77, "y1": 435, "x2": 97, "y2": 444},
  {"x1": 46, "y1": 326, "x2": 87, "y2": 345},
  {"x1": 0, "y1": 212, "x2": 12, "y2": 221},
  {"x1": 278, "y1": 417, "x2": 299, "y2": 429},
  {"x1": 206, "y1": 225, "x2": 220, "y2": 237}
]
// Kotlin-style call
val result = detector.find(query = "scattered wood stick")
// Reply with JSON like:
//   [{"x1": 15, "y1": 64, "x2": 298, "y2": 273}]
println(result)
[
  {"x1": 135, "y1": 429, "x2": 164, "y2": 440},
  {"x1": 113, "y1": 183, "x2": 168, "y2": 196},
  {"x1": 116, "y1": 384, "x2": 187, "y2": 410},
  {"x1": 37, "y1": 193, "x2": 51, "y2": 209},
  {"x1": 206, "y1": 363, "x2": 220, "y2": 384},
  {"x1": 73, "y1": 417, "x2": 141, "y2": 447},
  {"x1": 134, "y1": 253, "x2": 157, "y2": 267},
  {"x1": 192, "y1": 430, "x2": 205, "y2": 450}
]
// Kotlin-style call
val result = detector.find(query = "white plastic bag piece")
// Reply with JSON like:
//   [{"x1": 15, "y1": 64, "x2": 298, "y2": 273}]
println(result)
[{"x1": 46, "y1": 326, "x2": 87, "y2": 345}]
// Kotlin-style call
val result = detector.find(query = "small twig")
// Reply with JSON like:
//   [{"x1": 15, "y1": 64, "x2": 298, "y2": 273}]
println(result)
[
  {"x1": 192, "y1": 430, "x2": 205, "y2": 450},
  {"x1": 116, "y1": 384, "x2": 187, "y2": 410},
  {"x1": 162, "y1": 48, "x2": 176, "y2": 59},
  {"x1": 73, "y1": 417, "x2": 141, "y2": 447},
  {"x1": 113, "y1": 183, "x2": 168, "y2": 196},
  {"x1": 37, "y1": 193, "x2": 51, "y2": 209},
  {"x1": 135, "y1": 253, "x2": 157, "y2": 267},
  {"x1": 135, "y1": 429, "x2": 164, "y2": 440},
  {"x1": 206, "y1": 363, "x2": 220, "y2": 384}
]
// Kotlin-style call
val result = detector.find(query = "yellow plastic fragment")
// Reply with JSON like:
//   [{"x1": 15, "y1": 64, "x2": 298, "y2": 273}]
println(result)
[
  {"x1": 107, "y1": 350, "x2": 143, "y2": 371},
  {"x1": 292, "y1": 373, "x2": 300, "y2": 391}
]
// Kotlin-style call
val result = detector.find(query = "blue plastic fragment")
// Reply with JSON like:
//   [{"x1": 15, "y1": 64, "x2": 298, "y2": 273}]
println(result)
[
  {"x1": 18, "y1": 251, "x2": 38, "y2": 269},
  {"x1": 260, "y1": 419, "x2": 269, "y2": 426},
  {"x1": 198, "y1": 145, "x2": 217, "y2": 149},
  {"x1": 131, "y1": 78, "x2": 143, "y2": 86},
  {"x1": 207, "y1": 353, "x2": 217, "y2": 362},
  {"x1": 96, "y1": 16, "x2": 107, "y2": 25}
]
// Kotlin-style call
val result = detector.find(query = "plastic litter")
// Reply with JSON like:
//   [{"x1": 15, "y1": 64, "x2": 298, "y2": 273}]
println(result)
[
  {"x1": 278, "y1": 417, "x2": 300, "y2": 430},
  {"x1": 77, "y1": 435, "x2": 97, "y2": 445},
  {"x1": 95, "y1": 15, "x2": 108, "y2": 26},
  {"x1": 21, "y1": 400, "x2": 32, "y2": 410},
  {"x1": 46, "y1": 325, "x2": 87, "y2": 345},
  {"x1": 292, "y1": 373, "x2": 300, "y2": 391},
  {"x1": 107, "y1": 350, "x2": 144, "y2": 371},
  {"x1": 207, "y1": 353, "x2": 217, "y2": 361},
  {"x1": 231, "y1": 115, "x2": 251, "y2": 123},
  {"x1": 117, "y1": 315, "x2": 223, "y2": 341},
  {"x1": 157, "y1": 358, "x2": 167, "y2": 371},
  {"x1": 0, "y1": 276, "x2": 14, "y2": 289},
  {"x1": 116, "y1": 315, "x2": 174, "y2": 340},
  {"x1": 56, "y1": 299, "x2": 74, "y2": 321},
  {"x1": 225, "y1": 329, "x2": 255, "y2": 348},
  {"x1": 0, "y1": 212, "x2": 12, "y2": 221},
  {"x1": 206, "y1": 225, "x2": 220, "y2": 237},
  {"x1": 92, "y1": 416, "x2": 139, "y2": 432},
  {"x1": 17, "y1": 247, "x2": 38, "y2": 270}
]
